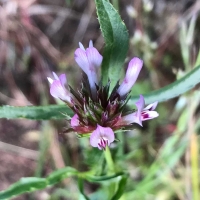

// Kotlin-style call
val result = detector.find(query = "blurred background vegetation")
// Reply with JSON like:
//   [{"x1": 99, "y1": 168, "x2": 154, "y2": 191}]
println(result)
[{"x1": 0, "y1": 0, "x2": 200, "y2": 199}]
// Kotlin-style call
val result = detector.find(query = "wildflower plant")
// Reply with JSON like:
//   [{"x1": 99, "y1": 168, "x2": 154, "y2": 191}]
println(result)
[
  {"x1": 0, "y1": 0, "x2": 200, "y2": 199},
  {"x1": 47, "y1": 42, "x2": 159, "y2": 150}
]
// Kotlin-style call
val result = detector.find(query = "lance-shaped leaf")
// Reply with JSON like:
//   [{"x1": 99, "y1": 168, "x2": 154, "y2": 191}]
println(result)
[
  {"x1": 0, "y1": 105, "x2": 73, "y2": 120},
  {"x1": 0, "y1": 178, "x2": 47, "y2": 199},
  {"x1": 95, "y1": 0, "x2": 129, "y2": 88}
]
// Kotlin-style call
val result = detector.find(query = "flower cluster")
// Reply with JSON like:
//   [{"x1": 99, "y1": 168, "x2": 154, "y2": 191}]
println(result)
[{"x1": 47, "y1": 41, "x2": 159, "y2": 150}]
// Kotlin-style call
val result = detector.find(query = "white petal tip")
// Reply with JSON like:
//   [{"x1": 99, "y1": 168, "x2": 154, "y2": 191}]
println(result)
[
  {"x1": 89, "y1": 40, "x2": 93, "y2": 47},
  {"x1": 52, "y1": 72, "x2": 59, "y2": 80},
  {"x1": 79, "y1": 42, "x2": 85, "y2": 50},
  {"x1": 47, "y1": 77, "x2": 53, "y2": 84}
]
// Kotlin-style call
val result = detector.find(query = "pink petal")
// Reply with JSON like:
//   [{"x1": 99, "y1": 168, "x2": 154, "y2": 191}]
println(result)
[
  {"x1": 117, "y1": 57, "x2": 143, "y2": 97},
  {"x1": 134, "y1": 95, "x2": 145, "y2": 126},
  {"x1": 135, "y1": 95, "x2": 145, "y2": 112},
  {"x1": 59, "y1": 74, "x2": 67, "y2": 87},
  {"x1": 118, "y1": 111, "x2": 143, "y2": 126},
  {"x1": 97, "y1": 125, "x2": 115, "y2": 145},
  {"x1": 86, "y1": 47, "x2": 102, "y2": 88},
  {"x1": 74, "y1": 48, "x2": 89, "y2": 74},
  {"x1": 50, "y1": 80, "x2": 71, "y2": 102},
  {"x1": 126, "y1": 57, "x2": 143, "y2": 81},
  {"x1": 90, "y1": 128, "x2": 101, "y2": 148},
  {"x1": 85, "y1": 47, "x2": 103, "y2": 70},
  {"x1": 71, "y1": 114, "x2": 79, "y2": 127},
  {"x1": 90, "y1": 125, "x2": 115, "y2": 148},
  {"x1": 142, "y1": 111, "x2": 159, "y2": 121},
  {"x1": 119, "y1": 112, "x2": 136, "y2": 125}
]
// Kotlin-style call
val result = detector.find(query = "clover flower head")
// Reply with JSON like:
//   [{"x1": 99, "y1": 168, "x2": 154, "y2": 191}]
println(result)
[{"x1": 47, "y1": 41, "x2": 159, "y2": 150}]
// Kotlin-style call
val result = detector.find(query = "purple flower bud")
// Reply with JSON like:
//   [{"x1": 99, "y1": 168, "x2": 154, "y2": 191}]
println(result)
[
  {"x1": 47, "y1": 72, "x2": 72, "y2": 105},
  {"x1": 74, "y1": 41, "x2": 103, "y2": 96},
  {"x1": 90, "y1": 125, "x2": 115, "y2": 150},
  {"x1": 117, "y1": 57, "x2": 143, "y2": 97}
]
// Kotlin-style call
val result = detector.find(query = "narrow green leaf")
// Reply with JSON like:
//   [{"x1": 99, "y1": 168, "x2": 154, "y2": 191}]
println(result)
[
  {"x1": 0, "y1": 105, "x2": 72, "y2": 120},
  {"x1": 47, "y1": 167, "x2": 78, "y2": 185},
  {"x1": 95, "y1": 0, "x2": 129, "y2": 87},
  {"x1": 0, "y1": 178, "x2": 47, "y2": 199},
  {"x1": 129, "y1": 64, "x2": 200, "y2": 105},
  {"x1": 78, "y1": 178, "x2": 90, "y2": 200},
  {"x1": 111, "y1": 175, "x2": 128, "y2": 200},
  {"x1": 85, "y1": 172, "x2": 125, "y2": 182}
]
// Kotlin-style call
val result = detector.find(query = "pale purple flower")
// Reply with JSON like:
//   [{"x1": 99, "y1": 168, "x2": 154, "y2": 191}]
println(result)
[
  {"x1": 47, "y1": 40, "x2": 159, "y2": 151},
  {"x1": 118, "y1": 95, "x2": 158, "y2": 126},
  {"x1": 90, "y1": 125, "x2": 115, "y2": 150},
  {"x1": 117, "y1": 57, "x2": 143, "y2": 97},
  {"x1": 74, "y1": 40, "x2": 103, "y2": 96},
  {"x1": 47, "y1": 72, "x2": 72, "y2": 105}
]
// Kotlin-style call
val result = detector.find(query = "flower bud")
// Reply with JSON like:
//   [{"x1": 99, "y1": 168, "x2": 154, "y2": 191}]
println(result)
[{"x1": 117, "y1": 57, "x2": 143, "y2": 97}]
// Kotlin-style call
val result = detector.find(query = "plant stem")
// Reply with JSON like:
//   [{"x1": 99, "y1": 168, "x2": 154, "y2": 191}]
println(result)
[{"x1": 104, "y1": 146, "x2": 115, "y2": 173}]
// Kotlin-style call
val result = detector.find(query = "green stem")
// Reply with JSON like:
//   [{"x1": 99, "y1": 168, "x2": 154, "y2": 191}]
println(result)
[{"x1": 104, "y1": 146, "x2": 115, "y2": 173}]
